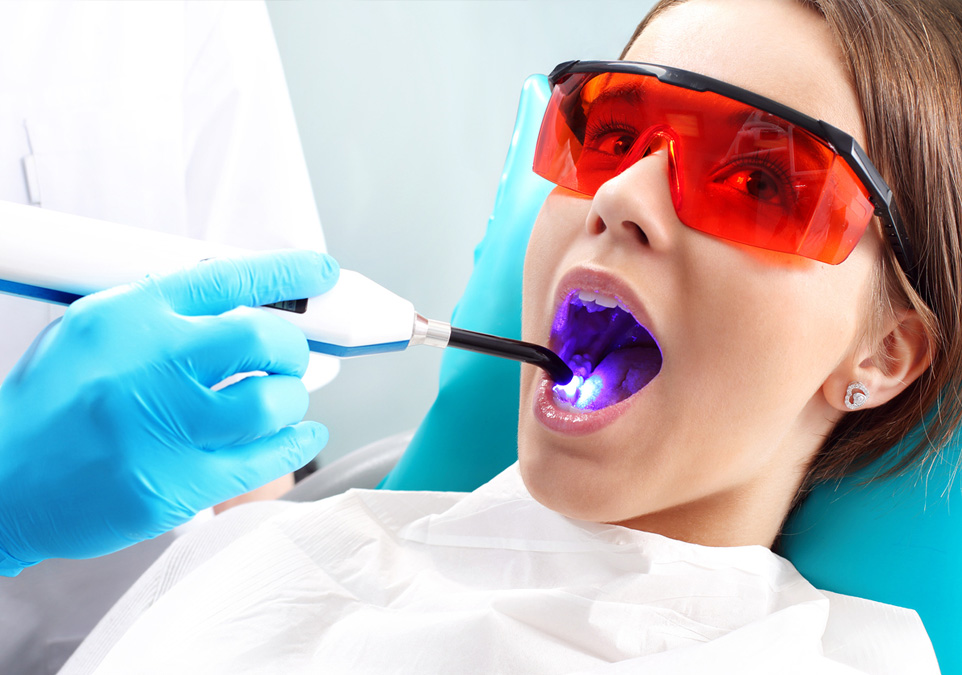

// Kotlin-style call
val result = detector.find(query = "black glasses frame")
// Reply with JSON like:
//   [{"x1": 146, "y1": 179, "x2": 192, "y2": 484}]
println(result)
[{"x1": 548, "y1": 60, "x2": 919, "y2": 293}]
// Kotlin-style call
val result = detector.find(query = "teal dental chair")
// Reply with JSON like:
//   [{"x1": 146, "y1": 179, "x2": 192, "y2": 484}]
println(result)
[{"x1": 366, "y1": 75, "x2": 959, "y2": 672}]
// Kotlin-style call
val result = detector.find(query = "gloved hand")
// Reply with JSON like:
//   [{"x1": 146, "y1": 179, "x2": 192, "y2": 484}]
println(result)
[{"x1": 0, "y1": 249, "x2": 339, "y2": 575}]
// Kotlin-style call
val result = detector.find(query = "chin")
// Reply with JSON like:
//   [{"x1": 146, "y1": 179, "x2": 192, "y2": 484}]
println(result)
[{"x1": 517, "y1": 435, "x2": 645, "y2": 524}]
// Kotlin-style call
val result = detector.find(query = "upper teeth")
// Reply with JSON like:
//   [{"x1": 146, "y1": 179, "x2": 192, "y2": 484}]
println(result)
[{"x1": 577, "y1": 290, "x2": 621, "y2": 310}]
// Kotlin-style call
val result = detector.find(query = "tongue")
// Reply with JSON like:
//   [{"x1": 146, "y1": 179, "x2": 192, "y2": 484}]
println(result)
[{"x1": 585, "y1": 345, "x2": 662, "y2": 409}]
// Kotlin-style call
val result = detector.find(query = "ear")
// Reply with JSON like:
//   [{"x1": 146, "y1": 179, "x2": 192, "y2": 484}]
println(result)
[{"x1": 823, "y1": 309, "x2": 933, "y2": 412}]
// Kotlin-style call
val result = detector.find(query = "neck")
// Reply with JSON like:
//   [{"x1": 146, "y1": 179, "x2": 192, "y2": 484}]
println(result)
[
  {"x1": 611, "y1": 400, "x2": 838, "y2": 548},
  {"x1": 613, "y1": 434, "x2": 822, "y2": 548},
  {"x1": 610, "y1": 481, "x2": 797, "y2": 549}
]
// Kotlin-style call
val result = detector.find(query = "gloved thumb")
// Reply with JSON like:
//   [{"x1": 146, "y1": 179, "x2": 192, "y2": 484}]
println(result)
[{"x1": 153, "y1": 250, "x2": 340, "y2": 317}]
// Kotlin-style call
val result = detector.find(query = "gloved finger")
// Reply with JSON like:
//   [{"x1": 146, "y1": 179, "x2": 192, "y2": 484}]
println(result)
[
  {"x1": 199, "y1": 421, "x2": 328, "y2": 503},
  {"x1": 187, "y1": 307, "x2": 311, "y2": 386},
  {"x1": 188, "y1": 374, "x2": 310, "y2": 448},
  {"x1": 151, "y1": 249, "x2": 339, "y2": 317}
]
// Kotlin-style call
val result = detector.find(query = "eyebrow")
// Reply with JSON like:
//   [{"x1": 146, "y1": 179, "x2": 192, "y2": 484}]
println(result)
[
  {"x1": 583, "y1": 81, "x2": 646, "y2": 110},
  {"x1": 583, "y1": 78, "x2": 832, "y2": 157}
]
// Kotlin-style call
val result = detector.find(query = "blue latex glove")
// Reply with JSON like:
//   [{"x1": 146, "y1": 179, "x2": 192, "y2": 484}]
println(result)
[{"x1": 0, "y1": 250, "x2": 339, "y2": 575}]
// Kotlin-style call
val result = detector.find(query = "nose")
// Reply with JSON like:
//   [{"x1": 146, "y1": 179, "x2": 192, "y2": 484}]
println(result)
[{"x1": 584, "y1": 133, "x2": 679, "y2": 251}]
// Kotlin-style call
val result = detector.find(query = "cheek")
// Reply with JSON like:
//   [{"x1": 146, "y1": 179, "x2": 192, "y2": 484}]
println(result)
[
  {"x1": 522, "y1": 194, "x2": 586, "y2": 337},
  {"x1": 678, "y1": 256, "x2": 866, "y2": 416}
]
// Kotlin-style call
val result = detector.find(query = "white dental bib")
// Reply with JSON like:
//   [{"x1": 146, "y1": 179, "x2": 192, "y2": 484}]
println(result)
[{"x1": 62, "y1": 464, "x2": 937, "y2": 674}]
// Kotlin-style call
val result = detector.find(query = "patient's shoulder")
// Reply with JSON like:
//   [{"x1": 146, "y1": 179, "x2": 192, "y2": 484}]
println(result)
[{"x1": 821, "y1": 590, "x2": 940, "y2": 674}]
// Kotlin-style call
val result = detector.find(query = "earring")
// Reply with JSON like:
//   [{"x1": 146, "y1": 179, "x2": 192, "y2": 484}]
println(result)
[{"x1": 845, "y1": 382, "x2": 870, "y2": 410}]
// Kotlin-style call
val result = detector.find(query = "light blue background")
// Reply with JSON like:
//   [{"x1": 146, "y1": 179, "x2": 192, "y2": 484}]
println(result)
[{"x1": 266, "y1": 1, "x2": 655, "y2": 463}]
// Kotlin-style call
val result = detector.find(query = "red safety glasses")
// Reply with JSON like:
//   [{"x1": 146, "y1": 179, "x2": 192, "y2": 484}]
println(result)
[{"x1": 534, "y1": 61, "x2": 917, "y2": 282}]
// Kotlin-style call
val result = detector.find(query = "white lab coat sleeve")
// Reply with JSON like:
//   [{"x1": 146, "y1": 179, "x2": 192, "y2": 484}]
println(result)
[{"x1": 181, "y1": 0, "x2": 326, "y2": 253}]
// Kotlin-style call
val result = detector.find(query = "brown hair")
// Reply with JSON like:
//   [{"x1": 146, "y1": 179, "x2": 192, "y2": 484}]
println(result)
[{"x1": 626, "y1": 0, "x2": 962, "y2": 489}]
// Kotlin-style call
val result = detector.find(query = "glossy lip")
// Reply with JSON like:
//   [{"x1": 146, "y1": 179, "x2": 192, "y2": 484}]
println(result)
[{"x1": 534, "y1": 266, "x2": 660, "y2": 436}]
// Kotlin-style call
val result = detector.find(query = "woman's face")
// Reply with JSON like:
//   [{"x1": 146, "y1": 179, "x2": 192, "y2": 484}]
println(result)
[{"x1": 518, "y1": 0, "x2": 882, "y2": 545}]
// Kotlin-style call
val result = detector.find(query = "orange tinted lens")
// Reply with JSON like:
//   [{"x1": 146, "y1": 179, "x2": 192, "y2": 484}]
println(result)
[{"x1": 533, "y1": 71, "x2": 875, "y2": 264}]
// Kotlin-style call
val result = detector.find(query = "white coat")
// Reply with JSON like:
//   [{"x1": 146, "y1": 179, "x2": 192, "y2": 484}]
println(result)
[{"x1": 0, "y1": 0, "x2": 336, "y2": 388}]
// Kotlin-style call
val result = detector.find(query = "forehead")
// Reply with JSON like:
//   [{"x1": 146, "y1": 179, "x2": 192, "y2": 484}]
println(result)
[{"x1": 625, "y1": 0, "x2": 866, "y2": 144}]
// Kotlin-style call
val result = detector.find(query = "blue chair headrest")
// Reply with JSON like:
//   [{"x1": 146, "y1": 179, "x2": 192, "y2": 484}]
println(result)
[{"x1": 381, "y1": 75, "x2": 959, "y2": 672}]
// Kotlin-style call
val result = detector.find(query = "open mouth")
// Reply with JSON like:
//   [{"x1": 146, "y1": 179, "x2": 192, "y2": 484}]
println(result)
[{"x1": 549, "y1": 290, "x2": 662, "y2": 411}]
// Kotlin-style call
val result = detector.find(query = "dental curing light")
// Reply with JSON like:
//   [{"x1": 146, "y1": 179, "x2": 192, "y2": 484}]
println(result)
[{"x1": 0, "y1": 202, "x2": 572, "y2": 384}]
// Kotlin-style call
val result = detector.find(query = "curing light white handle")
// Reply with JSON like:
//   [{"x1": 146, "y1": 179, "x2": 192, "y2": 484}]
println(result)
[
  {"x1": 290, "y1": 270, "x2": 418, "y2": 356},
  {"x1": 0, "y1": 202, "x2": 429, "y2": 357}
]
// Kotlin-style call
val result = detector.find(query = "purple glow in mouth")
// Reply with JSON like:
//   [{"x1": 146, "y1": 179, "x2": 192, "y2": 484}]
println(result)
[{"x1": 550, "y1": 290, "x2": 662, "y2": 411}]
